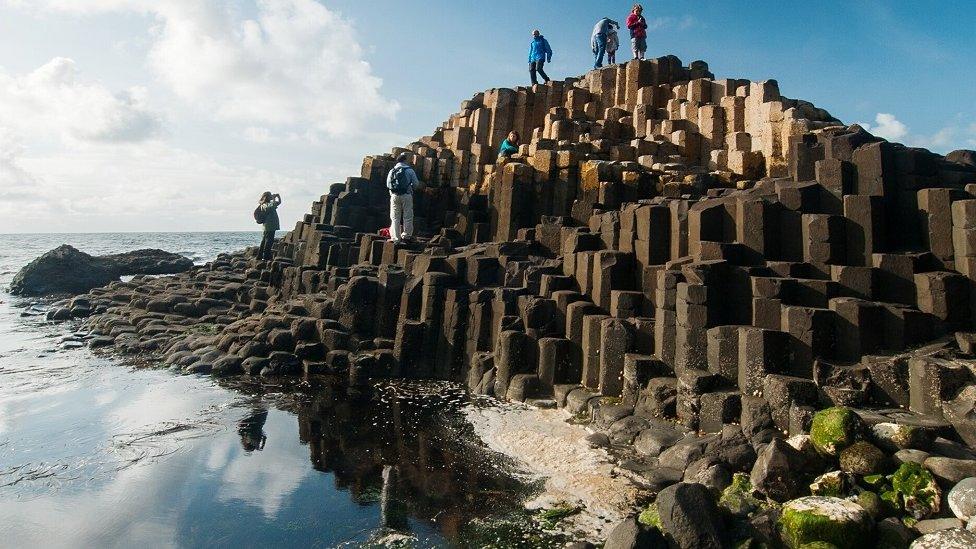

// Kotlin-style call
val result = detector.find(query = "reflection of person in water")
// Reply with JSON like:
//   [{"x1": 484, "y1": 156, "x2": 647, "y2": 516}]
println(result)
[{"x1": 238, "y1": 409, "x2": 268, "y2": 452}]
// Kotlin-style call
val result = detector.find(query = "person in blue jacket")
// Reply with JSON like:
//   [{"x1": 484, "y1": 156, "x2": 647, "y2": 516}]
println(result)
[
  {"x1": 591, "y1": 17, "x2": 620, "y2": 69},
  {"x1": 528, "y1": 29, "x2": 552, "y2": 85}
]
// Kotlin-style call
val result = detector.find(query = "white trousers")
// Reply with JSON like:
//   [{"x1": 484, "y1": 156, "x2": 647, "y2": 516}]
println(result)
[{"x1": 390, "y1": 192, "x2": 414, "y2": 241}]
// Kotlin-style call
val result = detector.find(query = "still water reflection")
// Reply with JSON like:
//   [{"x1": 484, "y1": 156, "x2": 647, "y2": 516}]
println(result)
[{"x1": 0, "y1": 296, "x2": 543, "y2": 548}]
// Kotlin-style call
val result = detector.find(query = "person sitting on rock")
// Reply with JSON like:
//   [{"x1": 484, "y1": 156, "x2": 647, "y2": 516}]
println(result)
[
  {"x1": 498, "y1": 131, "x2": 521, "y2": 158},
  {"x1": 256, "y1": 191, "x2": 281, "y2": 260},
  {"x1": 528, "y1": 29, "x2": 552, "y2": 86},
  {"x1": 386, "y1": 153, "x2": 420, "y2": 243},
  {"x1": 607, "y1": 25, "x2": 620, "y2": 64},
  {"x1": 591, "y1": 16, "x2": 619, "y2": 69},
  {"x1": 626, "y1": 4, "x2": 649, "y2": 60}
]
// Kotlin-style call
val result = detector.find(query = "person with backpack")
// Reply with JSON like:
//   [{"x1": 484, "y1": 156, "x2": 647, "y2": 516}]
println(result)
[
  {"x1": 255, "y1": 191, "x2": 281, "y2": 260},
  {"x1": 527, "y1": 30, "x2": 552, "y2": 86},
  {"x1": 607, "y1": 26, "x2": 620, "y2": 64},
  {"x1": 386, "y1": 153, "x2": 420, "y2": 243},
  {"x1": 626, "y1": 4, "x2": 649, "y2": 60},
  {"x1": 591, "y1": 17, "x2": 619, "y2": 69}
]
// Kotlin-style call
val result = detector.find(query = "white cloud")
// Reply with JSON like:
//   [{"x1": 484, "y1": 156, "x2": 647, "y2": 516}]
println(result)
[
  {"x1": 242, "y1": 126, "x2": 273, "y2": 143},
  {"x1": 0, "y1": 57, "x2": 162, "y2": 144},
  {"x1": 0, "y1": 128, "x2": 36, "y2": 188},
  {"x1": 3, "y1": 140, "x2": 318, "y2": 233},
  {"x1": 0, "y1": 128, "x2": 65, "y2": 221},
  {"x1": 856, "y1": 112, "x2": 976, "y2": 153},
  {"x1": 24, "y1": 0, "x2": 399, "y2": 138},
  {"x1": 860, "y1": 112, "x2": 908, "y2": 141},
  {"x1": 0, "y1": 1, "x2": 404, "y2": 233},
  {"x1": 923, "y1": 126, "x2": 956, "y2": 149}
]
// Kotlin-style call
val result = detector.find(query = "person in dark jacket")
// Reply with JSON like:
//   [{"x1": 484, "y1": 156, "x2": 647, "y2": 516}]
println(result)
[
  {"x1": 257, "y1": 191, "x2": 281, "y2": 260},
  {"x1": 591, "y1": 17, "x2": 620, "y2": 69},
  {"x1": 498, "y1": 131, "x2": 521, "y2": 158},
  {"x1": 626, "y1": 4, "x2": 649, "y2": 60},
  {"x1": 528, "y1": 30, "x2": 553, "y2": 85}
]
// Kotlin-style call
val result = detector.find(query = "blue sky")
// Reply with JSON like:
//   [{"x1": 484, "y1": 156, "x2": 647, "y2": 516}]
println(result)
[{"x1": 0, "y1": 0, "x2": 973, "y2": 233}]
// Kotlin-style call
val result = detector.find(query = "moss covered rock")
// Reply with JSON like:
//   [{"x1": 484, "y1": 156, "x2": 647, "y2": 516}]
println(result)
[
  {"x1": 809, "y1": 471, "x2": 851, "y2": 497},
  {"x1": 810, "y1": 407, "x2": 863, "y2": 456},
  {"x1": 891, "y1": 462, "x2": 941, "y2": 519},
  {"x1": 637, "y1": 502, "x2": 660, "y2": 530},
  {"x1": 839, "y1": 441, "x2": 886, "y2": 475},
  {"x1": 720, "y1": 472, "x2": 762, "y2": 516},
  {"x1": 856, "y1": 490, "x2": 882, "y2": 519},
  {"x1": 778, "y1": 496, "x2": 872, "y2": 549}
]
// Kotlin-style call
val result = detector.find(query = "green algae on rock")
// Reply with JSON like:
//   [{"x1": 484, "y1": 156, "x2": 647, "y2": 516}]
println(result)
[
  {"x1": 778, "y1": 496, "x2": 872, "y2": 549},
  {"x1": 890, "y1": 462, "x2": 941, "y2": 519},
  {"x1": 637, "y1": 503, "x2": 660, "y2": 530},
  {"x1": 720, "y1": 473, "x2": 763, "y2": 516},
  {"x1": 810, "y1": 407, "x2": 863, "y2": 456},
  {"x1": 536, "y1": 504, "x2": 583, "y2": 529},
  {"x1": 809, "y1": 471, "x2": 851, "y2": 498}
]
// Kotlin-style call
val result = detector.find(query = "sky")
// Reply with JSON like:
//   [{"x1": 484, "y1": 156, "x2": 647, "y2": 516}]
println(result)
[{"x1": 0, "y1": 0, "x2": 973, "y2": 234}]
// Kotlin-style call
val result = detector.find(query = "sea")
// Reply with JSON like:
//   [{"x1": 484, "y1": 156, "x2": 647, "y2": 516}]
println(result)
[{"x1": 0, "y1": 233, "x2": 546, "y2": 548}]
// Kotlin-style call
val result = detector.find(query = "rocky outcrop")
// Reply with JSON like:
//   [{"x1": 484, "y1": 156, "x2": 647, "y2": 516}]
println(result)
[
  {"x1": 10, "y1": 244, "x2": 193, "y2": 296},
  {"x1": 101, "y1": 249, "x2": 196, "y2": 276},
  {"x1": 52, "y1": 54, "x2": 976, "y2": 546}
]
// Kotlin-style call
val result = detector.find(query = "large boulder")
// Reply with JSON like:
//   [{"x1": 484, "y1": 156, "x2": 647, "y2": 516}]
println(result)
[
  {"x1": 9, "y1": 244, "x2": 193, "y2": 296},
  {"x1": 947, "y1": 477, "x2": 976, "y2": 521},
  {"x1": 10, "y1": 245, "x2": 117, "y2": 295},
  {"x1": 778, "y1": 496, "x2": 872, "y2": 548},
  {"x1": 910, "y1": 528, "x2": 976, "y2": 549}
]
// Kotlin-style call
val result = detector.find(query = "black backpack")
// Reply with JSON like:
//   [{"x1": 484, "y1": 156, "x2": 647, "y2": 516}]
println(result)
[
  {"x1": 388, "y1": 166, "x2": 413, "y2": 195},
  {"x1": 254, "y1": 205, "x2": 267, "y2": 224}
]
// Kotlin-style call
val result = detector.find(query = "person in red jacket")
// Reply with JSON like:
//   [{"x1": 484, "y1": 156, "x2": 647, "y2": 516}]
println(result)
[{"x1": 626, "y1": 4, "x2": 649, "y2": 60}]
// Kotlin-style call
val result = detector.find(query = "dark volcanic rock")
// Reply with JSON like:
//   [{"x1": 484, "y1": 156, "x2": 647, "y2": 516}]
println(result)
[
  {"x1": 100, "y1": 248, "x2": 194, "y2": 275},
  {"x1": 751, "y1": 438, "x2": 808, "y2": 502},
  {"x1": 10, "y1": 244, "x2": 193, "y2": 296},
  {"x1": 656, "y1": 482, "x2": 726, "y2": 549},
  {"x1": 603, "y1": 517, "x2": 658, "y2": 549},
  {"x1": 11, "y1": 245, "x2": 118, "y2": 296}
]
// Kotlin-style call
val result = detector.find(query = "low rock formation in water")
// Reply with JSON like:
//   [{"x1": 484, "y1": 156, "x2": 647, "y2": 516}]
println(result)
[
  {"x1": 55, "y1": 55, "x2": 976, "y2": 547},
  {"x1": 10, "y1": 244, "x2": 193, "y2": 297}
]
